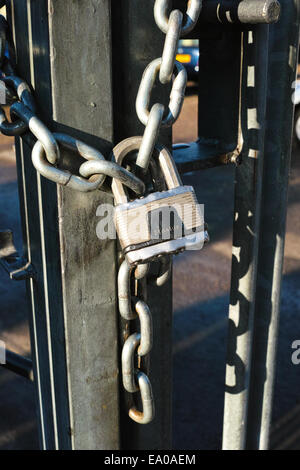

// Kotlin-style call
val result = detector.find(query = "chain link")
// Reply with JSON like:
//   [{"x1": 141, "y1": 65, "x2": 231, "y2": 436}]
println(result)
[
  {"x1": 0, "y1": 1, "x2": 202, "y2": 425},
  {"x1": 154, "y1": 0, "x2": 202, "y2": 36},
  {"x1": 159, "y1": 9, "x2": 183, "y2": 84},
  {"x1": 136, "y1": 58, "x2": 187, "y2": 128},
  {"x1": 0, "y1": 76, "x2": 35, "y2": 136},
  {"x1": 136, "y1": 103, "x2": 164, "y2": 173}
]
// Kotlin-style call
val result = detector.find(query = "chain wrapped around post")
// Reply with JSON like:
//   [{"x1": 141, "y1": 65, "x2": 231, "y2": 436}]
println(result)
[
  {"x1": 0, "y1": 14, "x2": 145, "y2": 194},
  {"x1": 0, "y1": 1, "x2": 202, "y2": 426}
]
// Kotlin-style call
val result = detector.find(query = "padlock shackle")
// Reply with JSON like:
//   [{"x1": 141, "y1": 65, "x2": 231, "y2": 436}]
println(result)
[
  {"x1": 111, "y1": 136, "x2": 182, "y2": 205},
  {"x1": 157, "y1": 142, "x2": 182, "y2": 190}
]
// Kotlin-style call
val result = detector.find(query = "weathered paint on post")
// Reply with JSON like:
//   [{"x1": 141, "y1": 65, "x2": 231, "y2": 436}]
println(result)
[{"x1": 48, "y1": 0, "x2": 120, "y2": 451}]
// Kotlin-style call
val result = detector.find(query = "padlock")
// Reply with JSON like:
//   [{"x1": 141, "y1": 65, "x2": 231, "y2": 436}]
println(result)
[{"x1": 111, "y1": 137, "x2": 209, "y2": 265}]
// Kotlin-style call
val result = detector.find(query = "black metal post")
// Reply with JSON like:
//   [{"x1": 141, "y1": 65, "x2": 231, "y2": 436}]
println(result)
[{"x1": 9, "y1": 0, "x2": 119, "y2": 449}]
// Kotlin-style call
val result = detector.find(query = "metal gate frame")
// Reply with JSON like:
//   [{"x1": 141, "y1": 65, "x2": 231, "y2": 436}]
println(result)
[
  {"x1": 223, "y1": 0, "x2": 300, "y2": 449},
  {"x1": 0, "y1": 0, "x2": 299, "y2": 450},
  {"x1": 3, "y1": 0, "x2": 173, "y2": 450}
]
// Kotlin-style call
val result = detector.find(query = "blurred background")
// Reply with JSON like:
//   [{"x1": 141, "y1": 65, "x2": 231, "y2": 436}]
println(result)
[{"x1": 0, "y1": 38, "x2": 300, "y2": 450}]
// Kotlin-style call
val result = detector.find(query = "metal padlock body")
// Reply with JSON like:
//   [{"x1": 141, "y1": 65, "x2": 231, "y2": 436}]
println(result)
[{"x1": 112, "y1": 137, "x2": 209, "y2": 265}]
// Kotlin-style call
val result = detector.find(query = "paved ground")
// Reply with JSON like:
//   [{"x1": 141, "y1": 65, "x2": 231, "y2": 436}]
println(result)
[{"x1": 0, "y1": 93, "x2": 300, "y2": 449}]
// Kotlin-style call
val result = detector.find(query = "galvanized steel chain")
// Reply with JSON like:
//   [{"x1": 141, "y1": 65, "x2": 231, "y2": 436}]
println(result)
[
  {"x1": 116, "y1": 0, "x2": 202, "y2": 425},
  {"x1": 0, "y1": 15, "x2": 144, "y2": 195},
  {"x1": 118, "y1": 254, "x2": 172, "y2": 424}
]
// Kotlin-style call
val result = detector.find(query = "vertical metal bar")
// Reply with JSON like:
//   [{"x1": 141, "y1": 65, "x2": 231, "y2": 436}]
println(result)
[
  {"x1": 11, "y1": 0, "x2": 120, "y2": 449},
  {"x1": 9, "y1": 0, "x2": 63, "y2": 449},
  {"x1": 222, "y1": 23, "x2": 270, "y2": 449},
  {"x1": 111, "y1": 0, "x2": 173, "y2": 450},
  {"x1": 246, "y1": 0, "x2": 300, "y2": 450},
  {"x1": 48, "y1": 0, "x2": 119, "y2": 450}
]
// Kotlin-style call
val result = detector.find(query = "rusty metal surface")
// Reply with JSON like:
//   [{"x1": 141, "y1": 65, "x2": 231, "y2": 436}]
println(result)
[{"x1": 173, "y1": 141, "x2": 240, "y2": 173}]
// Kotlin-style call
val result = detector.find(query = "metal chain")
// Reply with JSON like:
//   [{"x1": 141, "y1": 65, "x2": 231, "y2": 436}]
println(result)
[
  {"x1": 0, "y1": 17, "x2": 144, "y2": 195},
  {"x1": 0, "y1": 1, "x2": 202, "y2": 425},
  {"x1": 117, "y1": 0, "x2": 202, "y2": 425}
]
